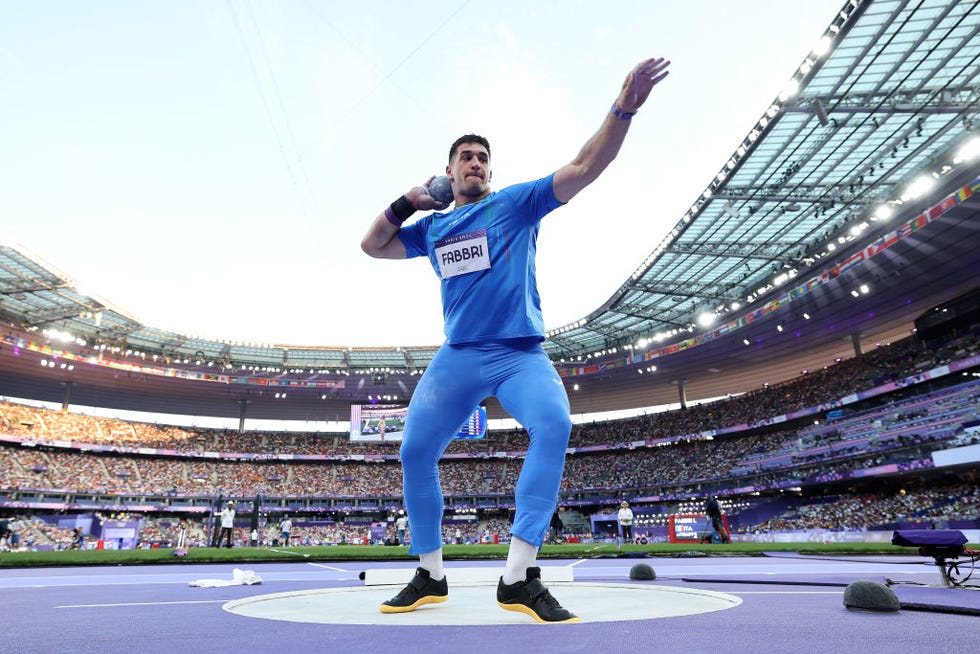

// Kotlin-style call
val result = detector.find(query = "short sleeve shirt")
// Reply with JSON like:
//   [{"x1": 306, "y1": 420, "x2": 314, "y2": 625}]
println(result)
[{"x1": 398, "y1": 175, "x2": 562, "y2": 344}]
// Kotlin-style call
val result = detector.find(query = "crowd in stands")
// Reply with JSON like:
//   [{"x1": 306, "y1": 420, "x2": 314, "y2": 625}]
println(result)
[
  {"x1": 747, "y1": 482, "x2": 980, "y2": 533},
  {"x1": 5, "y1": 479, "x2": 976, "y2": 552},
  {"x1": 3, "y1": 335, "x2": 976, "y2": 457},
  {"x1": 0, "y1": 394, "x2": 968, "y2": 499},
  {"x1": 5, "y1": 516, "x2": 78, "y2": 550},
  {"x1": 1, "y1": 332, "x2": 979, "y2": 549}
]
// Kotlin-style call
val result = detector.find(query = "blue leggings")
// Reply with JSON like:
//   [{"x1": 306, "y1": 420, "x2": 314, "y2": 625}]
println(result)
[{"x1": 400, "y1": 339, "x2": 572, "y2": 555}]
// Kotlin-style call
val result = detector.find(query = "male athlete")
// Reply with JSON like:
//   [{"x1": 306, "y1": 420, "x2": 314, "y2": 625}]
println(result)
[{"x1": 361, "y1": 57, "x2": 670, "y2": 623}]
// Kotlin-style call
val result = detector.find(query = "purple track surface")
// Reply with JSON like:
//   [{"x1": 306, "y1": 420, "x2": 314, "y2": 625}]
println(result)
[{"x1": 3, "y1": 555, "x2": 977, "y2": 653}]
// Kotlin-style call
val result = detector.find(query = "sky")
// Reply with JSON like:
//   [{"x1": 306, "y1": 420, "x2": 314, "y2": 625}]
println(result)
[{"x1": 0, "y1": 0, "x2": 846, "y2": 349}]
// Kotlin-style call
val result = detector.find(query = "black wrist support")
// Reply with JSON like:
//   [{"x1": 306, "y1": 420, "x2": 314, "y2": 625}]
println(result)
[{"x1": 390, "y1": 195, "x2": 416, "y2": 222}]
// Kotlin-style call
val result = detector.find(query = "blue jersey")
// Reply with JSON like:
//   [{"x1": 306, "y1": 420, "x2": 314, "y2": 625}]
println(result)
[{"x1": 398, "y1": 174, "x2": 563, "y2": 344}]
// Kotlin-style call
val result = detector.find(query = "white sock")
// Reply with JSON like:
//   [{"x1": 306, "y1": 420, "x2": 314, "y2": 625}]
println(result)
[
  {"x1": 419, "y1": 549, "x2": 444, "y2": 581},
  {"x1": 502, "y1": 536, "x2": 538, "y2": 585}
]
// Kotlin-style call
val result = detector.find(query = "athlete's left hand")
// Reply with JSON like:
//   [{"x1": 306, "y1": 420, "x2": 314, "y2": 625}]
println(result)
[{"x1": 616, "y1": 57, "x2": 671, "y2": 114}]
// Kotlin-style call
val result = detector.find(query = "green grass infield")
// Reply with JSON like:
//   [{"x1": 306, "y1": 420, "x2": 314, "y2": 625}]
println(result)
[{"x1": 0, "y1": 540, "x2": 950, "y2": 568}]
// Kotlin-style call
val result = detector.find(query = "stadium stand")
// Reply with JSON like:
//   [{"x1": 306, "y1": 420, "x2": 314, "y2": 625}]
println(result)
[{"x1": 1, "y1": 330, "x2": 978, "y2": 550}]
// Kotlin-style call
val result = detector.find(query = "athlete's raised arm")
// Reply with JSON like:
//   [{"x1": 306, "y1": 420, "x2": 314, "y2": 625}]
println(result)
[{"x1": 553, "y1": 57, "x2": 670, "y2": 204}]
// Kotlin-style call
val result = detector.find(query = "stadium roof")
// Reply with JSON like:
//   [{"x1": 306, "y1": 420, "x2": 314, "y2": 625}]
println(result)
[
  {"x1": 543, "y1": 0, "x2": 980, "y2": 362},
  {"x1": 1, "y1": 0, "x2": 979, "y2": 420}
]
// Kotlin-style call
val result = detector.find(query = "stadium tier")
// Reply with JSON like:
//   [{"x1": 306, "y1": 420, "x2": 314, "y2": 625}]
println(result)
[
  {"x1": 2, "y1": 0, "x2": 979, "y2": 552},
  {"x1": 2, "y1": 330, "x2": 979, "y2": 550}
]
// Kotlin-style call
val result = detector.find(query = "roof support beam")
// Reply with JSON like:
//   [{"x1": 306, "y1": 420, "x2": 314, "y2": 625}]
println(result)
[
  {"x1": 787, "y1": 87, "x2": 980, "y2": 118},
  {"x1": 665, "y1": 241, "x2": 801, "y2": 258}
]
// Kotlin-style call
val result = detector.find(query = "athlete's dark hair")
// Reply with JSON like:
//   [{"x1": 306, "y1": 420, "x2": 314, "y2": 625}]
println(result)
[{"x1": 449, "y1": 134, "x2": 491, "y2": 164}]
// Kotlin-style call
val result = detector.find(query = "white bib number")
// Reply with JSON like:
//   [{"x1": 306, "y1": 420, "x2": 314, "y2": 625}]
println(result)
[{"x1": 435, "y1": 229, "x2": 491, "y2": 279}]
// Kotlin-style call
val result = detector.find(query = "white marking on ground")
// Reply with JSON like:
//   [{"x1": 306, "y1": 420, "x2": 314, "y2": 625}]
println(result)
[{"x1": 57, "y1": 600, "x2": 228, "y2": 608}]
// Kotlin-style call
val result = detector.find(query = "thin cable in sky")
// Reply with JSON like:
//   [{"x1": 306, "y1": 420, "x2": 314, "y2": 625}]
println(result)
[
  {"x1": 226, "y1": 0, "x2": 314, "y2": 220},
  {"x1": 244, "y1": 0, "x2": 319, "y2": 211},
  {"x1": 302, "y1": 0, "x2": 472, "y2": 132}
]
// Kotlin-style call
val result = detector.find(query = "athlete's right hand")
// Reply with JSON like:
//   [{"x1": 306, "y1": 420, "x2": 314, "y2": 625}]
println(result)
[{"x1": 407, "y1": 176, "x2": 448, "y2": 211}]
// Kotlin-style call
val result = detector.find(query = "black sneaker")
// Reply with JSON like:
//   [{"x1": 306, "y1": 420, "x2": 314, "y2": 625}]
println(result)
[
  {"x1": 496, "y1": 567, "x2": 581, "y2": 623},
  {"x1": 380, "y1": 567, "x2": 448, "y2": 614}
]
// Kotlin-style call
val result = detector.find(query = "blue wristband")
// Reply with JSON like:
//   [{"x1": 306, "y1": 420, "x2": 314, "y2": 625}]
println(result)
[
  {"x1": 610, "y1": 103, "x2": 636, "y2": 120},
  {"x1": 384, "y1": 206, "x2": 402, "y2": 227}
]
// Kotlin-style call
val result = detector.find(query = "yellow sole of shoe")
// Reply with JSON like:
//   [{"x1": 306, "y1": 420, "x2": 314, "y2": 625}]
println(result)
[
  {"x1": 379, "y1": 594, "x2": 448, "y2": 614},
  {"x1": 497, "y1": 601, "x2": 582, "y2": 623}
]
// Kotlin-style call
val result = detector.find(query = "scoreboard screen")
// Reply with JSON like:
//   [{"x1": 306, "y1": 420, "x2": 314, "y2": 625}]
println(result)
[
  {"x1": 349, "y1": 404, "x2": 486, "y2": 441},
  {"x1": 349, "y1": 404, "x2": 408, "y2": 441},
  {"x1": 669, "y1": 514, "x2": 709, "y2": 543},
  {"x1": 668, "y1": 513, "x2": 728, "y2": 543},
  {"x1": 455, "y1": 404, "x2": 487, "y2": 439}
]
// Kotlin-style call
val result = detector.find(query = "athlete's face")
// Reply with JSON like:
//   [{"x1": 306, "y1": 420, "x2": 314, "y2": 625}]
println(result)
[{"x1": 447, "y1": 142, "x2": 492, "y2": 199}]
